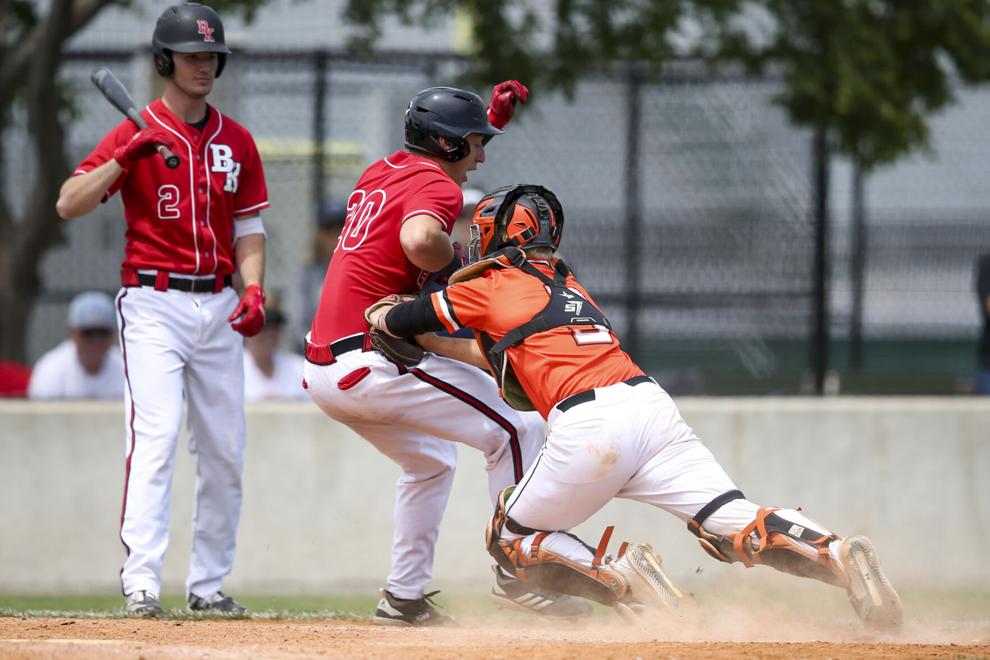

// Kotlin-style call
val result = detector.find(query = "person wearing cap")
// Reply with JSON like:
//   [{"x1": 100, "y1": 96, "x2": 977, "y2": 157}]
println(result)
[
  {"x1": 287, "y1": 200, "x2": 348, "y2": 352},
  {"x1": 28, "y1": 291, "x2": 124, "y2": 400},
  {"x1": 243, "y1": 302, "x2": 307, "y2": 401}
]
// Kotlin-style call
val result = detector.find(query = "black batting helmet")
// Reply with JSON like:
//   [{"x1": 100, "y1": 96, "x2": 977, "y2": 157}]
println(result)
[
  {"x1": 152, "y1": 3, "x2": 231, "y2": 78},
  {"x1": 404, "y1": 87, "x2": 503, "y2": 162},
  {"x1": 468, "y1": 184, "x2": 565, "y2": 263}
]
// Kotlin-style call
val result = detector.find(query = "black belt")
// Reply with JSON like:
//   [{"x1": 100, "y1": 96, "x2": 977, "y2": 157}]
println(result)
[
  {"x1": 329, "y1": 335, "x2": 365, "y2": 356},
  {"x1": 555, "y1": 375, "x2": 656, "y2": 413},
  {"x1": 134, "y1": 273, "x2": 231, "y2": 293}
]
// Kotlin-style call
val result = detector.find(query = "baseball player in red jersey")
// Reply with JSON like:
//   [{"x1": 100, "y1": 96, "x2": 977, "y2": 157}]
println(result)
[
  {"x1": 305, "y1": 86, "x2": 591, "y2": 625},
  {"x1": 366, "y1": 184, "x2": 905, "y2": 631},
  {"x1": 56, "y1": 4, "x2": 267, "y2": 616}
]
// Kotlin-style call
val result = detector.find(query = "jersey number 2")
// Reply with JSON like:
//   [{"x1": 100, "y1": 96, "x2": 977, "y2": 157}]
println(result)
[{"x1": 157, "y1": 185, "x2": 180, "y2": 220}]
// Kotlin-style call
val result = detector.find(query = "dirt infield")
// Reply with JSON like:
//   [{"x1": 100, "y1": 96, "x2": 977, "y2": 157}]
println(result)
[{"x1": 2, "y1": 615, "x2": 987, "y2": 659}]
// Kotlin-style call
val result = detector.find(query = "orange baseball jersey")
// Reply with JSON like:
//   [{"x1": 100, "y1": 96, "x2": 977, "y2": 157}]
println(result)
[{"x1": 431, "y1": 260, "x2": 643, "y2": 418}]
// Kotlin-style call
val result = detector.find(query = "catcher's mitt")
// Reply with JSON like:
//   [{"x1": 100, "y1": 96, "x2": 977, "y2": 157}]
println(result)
[
  {"x1": 364, "y1": 294, "x2": 423, "y2": 367},
  {"x1": 369, "y1": 328, "x2": 424, "y2": 367}
]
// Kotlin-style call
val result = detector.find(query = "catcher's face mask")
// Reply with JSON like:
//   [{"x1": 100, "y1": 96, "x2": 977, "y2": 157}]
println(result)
[{"x1": 467, "y1": 184, "x2": 564, "y2": 264}]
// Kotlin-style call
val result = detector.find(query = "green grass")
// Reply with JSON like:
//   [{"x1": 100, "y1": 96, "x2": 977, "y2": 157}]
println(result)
[
  {"x1": 0, "y1": 593, "x2": 383, "y2": 621},
  {"x1": 1, "y1": 587, "x2": 986, "y2": 623}
]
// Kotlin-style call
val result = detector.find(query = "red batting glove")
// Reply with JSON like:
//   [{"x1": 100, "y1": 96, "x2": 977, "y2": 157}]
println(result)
[
  {"x1": 228, "y1": 284, "x2": 266, "y2": 337},
  {"x1": 112, "y1": 128, "x2": 174, "y2": 168},
  {"x1": 487, "y1": 80, "x2": 529, "y2": 129}
]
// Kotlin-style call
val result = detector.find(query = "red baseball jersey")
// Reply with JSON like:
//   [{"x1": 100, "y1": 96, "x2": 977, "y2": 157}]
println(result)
[
  {"x1": 310, "y1": 150, "x2": 462, "y2": 344},
  {"x1": 431, "y1": 261, "x2": 644, "y2": 417},
  {"x1": 74, "y1": 98, "x2": 268, "y2": 277}
]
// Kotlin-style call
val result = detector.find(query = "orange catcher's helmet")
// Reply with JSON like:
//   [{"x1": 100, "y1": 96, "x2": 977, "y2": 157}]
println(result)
[{"x1": 467, "y1": 184, "x2": 564, "y2": 263}]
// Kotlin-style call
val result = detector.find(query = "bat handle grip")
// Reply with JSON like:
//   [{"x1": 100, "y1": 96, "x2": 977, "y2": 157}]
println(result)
[{"x1": 157, "y1": 144, "x2": 180, "y2": 169}]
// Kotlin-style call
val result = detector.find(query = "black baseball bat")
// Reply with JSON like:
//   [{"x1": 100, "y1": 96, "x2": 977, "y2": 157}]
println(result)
[{"x1": 90, "y1": 67, "x2": 180, "y2": 169}]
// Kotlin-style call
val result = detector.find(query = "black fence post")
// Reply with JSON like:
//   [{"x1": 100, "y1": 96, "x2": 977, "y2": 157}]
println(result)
[
  {"x1": 850, "y1": 159, "x2": 866, "y2": 371},
  {"x1": 312, "y1": 50, "x2": 328, "y2": 219},
  {"x1": 623, "y1": 64, "x2": 643, "y2": 361},
  {"x1": 810, "y1": 126, "x2": 831, "y2": 394}
]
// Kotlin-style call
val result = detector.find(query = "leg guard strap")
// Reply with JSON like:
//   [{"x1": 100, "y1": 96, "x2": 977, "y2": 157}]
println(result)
[
  {"x1": 486, "y1": 493, "x2": 632, "y2": 606},
  {"x1": 689, "y1": 505, "x2": 846, "y2": 587},
  {"x1": 687, "y1": 490, "x2": 747, "y2": 564},
  {"x1": 687, "y1": 489, "x2": 746, "y2": 534}
]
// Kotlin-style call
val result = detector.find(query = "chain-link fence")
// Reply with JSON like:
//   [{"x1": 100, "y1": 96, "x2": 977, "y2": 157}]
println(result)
[{"x1": 9, "y1": 49, "x2": 990, "y2": 394}]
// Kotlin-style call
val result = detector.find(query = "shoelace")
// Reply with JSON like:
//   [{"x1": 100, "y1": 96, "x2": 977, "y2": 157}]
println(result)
[{"x1": 420, "y1": 590, "x2": 443, "y2": 610}]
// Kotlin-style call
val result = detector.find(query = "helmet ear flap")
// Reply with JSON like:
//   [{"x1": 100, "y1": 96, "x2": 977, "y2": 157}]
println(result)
[
  {"x1": 153, "y1": 49, "x2": 225, "y2": 78},
  {"x1": 153, "y1": 49, "x2": 173, "y2": 77},
  {"x1": 435, "y1": 136, "x2": 469, "y2": 162}
]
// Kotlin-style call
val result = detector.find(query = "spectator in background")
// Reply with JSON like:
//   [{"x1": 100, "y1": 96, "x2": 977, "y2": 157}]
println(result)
[
  {"x1": 28, "y1": 291, "x2": 123, "y2": 400},
  {"x1": 287, "y1": 199, "x2": 348, "y2": 352},
  {"x1": 243, "y1": 301, "x2": 307, "y2": 401},
  {"x1": 975, "y1": 252, "x2": 990, "y2": 394}
]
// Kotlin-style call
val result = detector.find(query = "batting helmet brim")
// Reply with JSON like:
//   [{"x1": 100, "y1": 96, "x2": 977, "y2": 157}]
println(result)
[{"x1": 163, "y1": 40, "x2": 232, "y2": 55}]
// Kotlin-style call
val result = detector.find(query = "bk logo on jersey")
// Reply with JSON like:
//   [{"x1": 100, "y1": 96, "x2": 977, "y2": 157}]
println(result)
[
  {"x1": 197, "y1": 20, "x2": 215, "y2": 43},
  {"x1": 209, "y1": 144, "x2": 240, "y2": 193}
]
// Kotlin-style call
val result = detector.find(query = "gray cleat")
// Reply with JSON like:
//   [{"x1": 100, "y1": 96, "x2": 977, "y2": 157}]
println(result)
[
  {"x1": 187, "y1": 591, "x2": 247, "y2": 615},
  {"x1": 610, "y1": 543, "x2": 683, "y2": 611},
  {"x1": 125, "y1": 590, "x2": 163, "y2": 617},
  {"x1": 839, "y1": 535, "x2": 903, "y2": 632}
]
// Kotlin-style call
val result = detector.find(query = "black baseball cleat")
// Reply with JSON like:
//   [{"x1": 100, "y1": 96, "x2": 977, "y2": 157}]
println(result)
[
  {"x1": 187, "y1": 591, "x2": 247, "y2": 615},
  {"x1": 373, "y1": 589, "x2": 457, "y2": 627},
  {"x1": 125, "y1": 590, "x2": 163, "y2": 617},
  {"x1": 490, "y1": 565, "x2": 594, "y2": 619}
]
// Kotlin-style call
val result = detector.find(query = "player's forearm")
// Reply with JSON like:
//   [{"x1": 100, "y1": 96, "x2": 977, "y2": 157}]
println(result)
[
  {"x1": 400, "y1": 215, "x2": 455, "y2": 273},
  {"x1": 234, "y1": 233, "x2": 266, "y2": 287},
  {"x1": 416, "y1": 334, "x2": 488, "y2": 370},
  {"x1": 55, "y1": 160, "x2": 123, "y2": 219}
]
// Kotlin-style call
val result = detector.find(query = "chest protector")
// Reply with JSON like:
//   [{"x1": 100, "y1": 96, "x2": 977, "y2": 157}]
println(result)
[{"x1": 450, "y1": 247, "x2": 613, "y2": 411}]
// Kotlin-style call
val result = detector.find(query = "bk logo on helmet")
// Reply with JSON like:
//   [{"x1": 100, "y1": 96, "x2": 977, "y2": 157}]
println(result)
[{"x1": 197, "y1": 20, "x2": 215, "y2": 43}]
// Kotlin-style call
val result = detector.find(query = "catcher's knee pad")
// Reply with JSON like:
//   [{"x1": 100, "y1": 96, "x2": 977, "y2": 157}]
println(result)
[
  {"x1": 687, "y1": 490, "x2": 846, "y2": 587},
  {"x1": 485, "y1": 488, "x2": 633, "y2": 606}
]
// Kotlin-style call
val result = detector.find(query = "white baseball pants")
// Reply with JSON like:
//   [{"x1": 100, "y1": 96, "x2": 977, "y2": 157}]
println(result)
[
  {"x1": 304, "y1": 344, "x2": 545, "y2": 599},
  {"x1": 115, "y1": 285, "x2": 245, "y2": 598},
  {"x1": 502, "y1": 379, "x2": 767, "y2": 566}
]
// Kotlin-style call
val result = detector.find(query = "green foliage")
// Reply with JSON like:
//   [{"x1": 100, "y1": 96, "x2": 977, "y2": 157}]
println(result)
[
  {"x1": 209, "y1": 0, "x2": 272, "y2": 22},
  {"x1": 343, "y1": 0, "x2": 990, "y2": 168},
  {"x1": 699, "y1": 0, "x2": 990, "y2": 168}
]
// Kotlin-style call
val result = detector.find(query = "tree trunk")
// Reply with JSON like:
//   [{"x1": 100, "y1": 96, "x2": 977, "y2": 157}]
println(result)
[{"x1": 0, "y1": 0, "x2": 108, "y2": 362}]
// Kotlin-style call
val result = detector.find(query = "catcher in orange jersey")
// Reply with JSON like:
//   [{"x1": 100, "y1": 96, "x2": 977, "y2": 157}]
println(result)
[{"x1": 365, "y1": 184, "x2": 904, "y2": 630}]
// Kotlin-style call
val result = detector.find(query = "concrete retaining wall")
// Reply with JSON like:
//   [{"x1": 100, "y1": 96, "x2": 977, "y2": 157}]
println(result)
[{"x1": 1, "y1": 398, "x2": 988, "y2": 595}]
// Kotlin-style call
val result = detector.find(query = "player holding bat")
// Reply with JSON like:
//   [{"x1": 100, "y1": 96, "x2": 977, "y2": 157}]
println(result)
[{"x1": 56, "y1": 3, "x2": 268, "y2": 617}]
